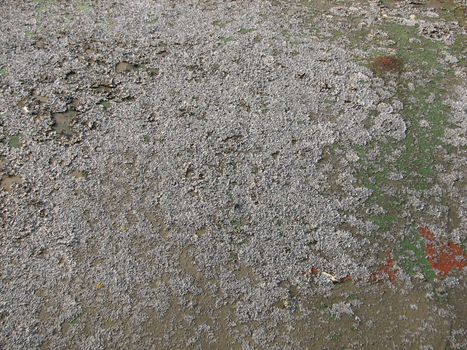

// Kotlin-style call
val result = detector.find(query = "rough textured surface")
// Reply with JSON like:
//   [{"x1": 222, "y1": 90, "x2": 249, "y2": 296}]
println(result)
[{"x1": 0, "y1": 0, "x2": 465, "y2": 349}]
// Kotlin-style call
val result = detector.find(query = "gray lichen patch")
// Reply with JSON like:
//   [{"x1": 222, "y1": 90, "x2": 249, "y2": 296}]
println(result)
[
  {"x1": 371, "y1": 113, "x2": 407, "y2": 141},
  {"x1": 0, "y1": 0, "x2": 465, "y2": 349}
]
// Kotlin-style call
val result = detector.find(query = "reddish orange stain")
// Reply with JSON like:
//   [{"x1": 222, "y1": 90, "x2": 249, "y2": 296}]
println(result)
[
  {"x1": 420, "y1": 226, "x2": 436, "y2": 241},
  {"x1": 371, "y1": 55, "x2": 404, "y2": 73},
  {"x1": 370, "y1": 250, "x2": 398, "y2": 283},
  {"x1": 305, "y1": 226, "x2": 466, "y2": 285},
  {"x1": 310, "y1": 267, "x2": 320, "y2": 275},
  {"x1": 420, "y1": 227, "x2": 467, "y2": 277}
]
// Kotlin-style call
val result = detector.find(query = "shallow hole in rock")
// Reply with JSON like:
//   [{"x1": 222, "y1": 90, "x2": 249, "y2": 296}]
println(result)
[
  {"x1": 92, "y1": 84, "x2": 114, "y2": 93},
  {"x1": 65, "y1": 71, "x2": 77, "y2": 81},
  {"x1": 147, "y1": 67, "x2": 160, "y2": 76},
  {"x1": 34, "y1": 39, "x2": 46, "y2": 49},
  {"x1": 116, "y1": 61, "x2": 136, "y2": 73},
  {"x1": 70, "y1": 170, "x2": 86, "y2": 179},
  {"x1": 121, "y1": 96, "x2": 135, "y2": 103},
  {"x1": 32, "y1": 90, "x2": 49, "y2": 103},
  {"x1": 196, "y1": 226, "x2": 207, "y2": 237},
  {"x1": 1, "y1": 175, "x2": 23, "y2": 191},
  {"x1": 52, "y1": 110, "x2": 77, "y2": 136}
]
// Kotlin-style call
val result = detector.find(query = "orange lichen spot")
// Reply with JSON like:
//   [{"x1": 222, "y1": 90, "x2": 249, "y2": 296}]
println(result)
[
  {"x1": 420, "y1": 226, "x2": 436, "y2": 241},
  {"x1": 370, "y1": 250, "x2": 398, "y2": 283},
  {"x1": 420, "y1": 227, "x2": 467, "y2": 277},
  {"x1": 371, "y1": 55, "x2": 403, "y2": 73},
  {"x1": 304, "y1": 266, "x2": 320, "y2": 278},
  {"x1": 310, "y1": 267, "x2": 320, "y2": 275}
]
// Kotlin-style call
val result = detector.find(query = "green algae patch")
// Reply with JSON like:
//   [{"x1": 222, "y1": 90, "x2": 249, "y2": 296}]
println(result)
[
  {"x1": 77, "y1": 3, "x2": 92, "y2": 12},
  {"x1": 8, "y1": 134, "x2": 22, "y2": 149},
  {"x1": 220, "y1": 36, "x2": 235, "y2": 44},
  {"x1": 371, "y1": 215, "x2": 398, "y2": 231},
  {"x1": 33, "y1": 0, "x2": 56, "y2": 12},
  {"x1": 394, "y1": 81, "x2": 450, "y2": 189},
  {"x1": 317, "y1": 13, "x2": 466, "y2": 289},
  {"x1": 351, "y1": 22, "x2": 463, "y2": 236},
  {"x1": 394, "y1": 229, "x2": 436, "y2": 282},
  {"x1": 213, "y1": 20, "x2": 229, "y2": 28},
  {"x1": 238, "y1": 28, "x2": 255, "y2": 34},
  {"x1": 69, "y1": 318, "x2": 79, "y2": 325}
]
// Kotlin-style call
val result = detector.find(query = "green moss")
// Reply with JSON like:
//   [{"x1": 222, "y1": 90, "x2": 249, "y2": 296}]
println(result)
[
  {"x1": 438, "y1": 4, "x2": 466, "y2": 27},
  {"x1": 371, "y1": 215, "x2": 398, "y2": 231},
  {"x1": 32, "y1": 0, "x2": 55, "y2": 4},
  {"x1": 394, "y1": 229, "x2": 436, "y2": 282},
  {"x1": 330, "y1": 332, "x2": 342, "y2": 342},
  {"x1": 331, "y1": 29, "x2": 344, "y2": 41},
  {"x1": 77, "y1": 3, "x2": 92, "y2": 11},
  {"x1": 393, "y1": 78, "x2": 450, "y2": 189},
  {"x1": 451, "y1": 34, "x2": 466, "y2": 58},
  {"x1": 238, "y1": 28, "x2": 255, "y2": 34},
  {"x1": 346, "y1": 28, "x2": 370, "y2": 49},
  {"x1": 213, "y1": 20, "x2": 229, "y2": 28},
  {"x1": 231, "y1": 219, "x2": 244, "y2": 231},
  {"x1": 346, "y1": 22, "x2": 461, "y2": 235},
  {"x1": 220, "y1": 36, "x2": 234, "y2": 44},
  {"x1": 382, "y1": 24, "x2": 442, "y2": 68},
  {"x1": 33, "y1": 0, "x2": 56, "y2": 12},
  {"x1": 8, "y1": 134, "x2": 22, "y2": 149}
]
